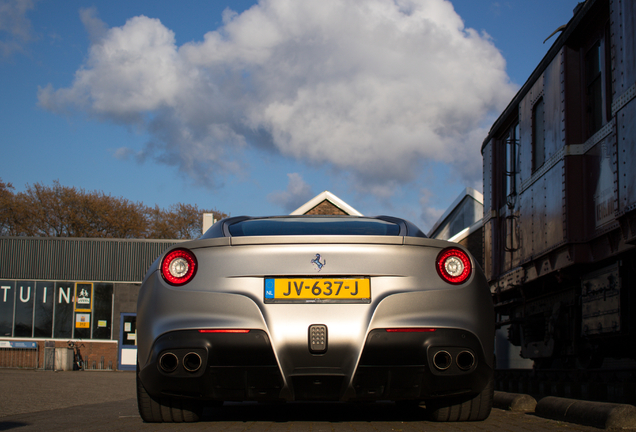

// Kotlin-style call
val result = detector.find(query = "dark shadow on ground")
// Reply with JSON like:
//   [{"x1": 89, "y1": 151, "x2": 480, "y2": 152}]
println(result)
[
  {"x1": 201, "y1": 401, "x2": 429, "y2": 423},
  {"x1": 0, "y1": 421, "x2": 31, "y2": 431}
]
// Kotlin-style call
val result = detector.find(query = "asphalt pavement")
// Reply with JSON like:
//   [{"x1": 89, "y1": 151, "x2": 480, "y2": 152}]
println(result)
[{"x1": 0, "y1": 369, "x2": 610, "y2": 431}]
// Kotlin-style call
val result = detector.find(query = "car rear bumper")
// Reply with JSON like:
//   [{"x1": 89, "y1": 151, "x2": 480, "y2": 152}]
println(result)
[
  {"x1": 354, "y1": 328, "x2": 493, "y2": 400},
  {"x1": 138, "y1": 328, "x2": 493, "y2": 402}
]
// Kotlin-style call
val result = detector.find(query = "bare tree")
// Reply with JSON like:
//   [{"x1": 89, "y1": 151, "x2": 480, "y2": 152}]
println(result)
[
  {"x1": 0, "y1": 178, "x2": 227, "y2": 239},
  {"x1": 0, "y1": 179, "x2": 19, "y2": 236}
]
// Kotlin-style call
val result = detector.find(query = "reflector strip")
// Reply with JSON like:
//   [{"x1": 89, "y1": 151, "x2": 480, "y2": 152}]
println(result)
[
  {"x1": 385, "y1": 328, "x2": 436, "y2": 333},
  {"x1": 198, "y1": 329, "x2": 251, "y2": 333}
]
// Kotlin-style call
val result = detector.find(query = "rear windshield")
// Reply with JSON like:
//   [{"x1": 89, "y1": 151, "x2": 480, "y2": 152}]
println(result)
[{"x1": 228, "y1": 217, "x2": 401, "y2": 237}]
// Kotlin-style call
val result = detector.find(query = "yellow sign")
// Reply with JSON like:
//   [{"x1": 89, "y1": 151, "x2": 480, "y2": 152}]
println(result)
[
  {"x1": 265, "y1": 278, "x2": 370, "y2": 301},
  {"x1": 75, "y1": 313, "x2": 91, "y2": 328},
  {"x1": 74, "y1": 283, "x2": 93, "y2": 312}
]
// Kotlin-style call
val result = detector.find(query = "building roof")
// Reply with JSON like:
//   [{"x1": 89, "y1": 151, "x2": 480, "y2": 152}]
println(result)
[
  {"x1": 427, "y1": 187, "x2": 483, "y2": 240},
  {"x1": 290, "y1": 191, "x2": 362, "y2": 216},
  {"x1": 0, "y1": 236, "x2": 184, "y2": 282}
]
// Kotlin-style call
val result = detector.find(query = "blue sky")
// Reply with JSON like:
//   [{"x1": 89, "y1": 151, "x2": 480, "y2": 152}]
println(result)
[{"x1": 1, "y1": 0, "x2": 581, "y2": 232}]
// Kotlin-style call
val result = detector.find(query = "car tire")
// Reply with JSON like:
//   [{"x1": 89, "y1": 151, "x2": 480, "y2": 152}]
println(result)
[
  {"x1": 426, "y1": 375, "x2": 493, "y2": 422},
  {"x1": 136, "y1": 366, "x2": 203, "y2": 422}
]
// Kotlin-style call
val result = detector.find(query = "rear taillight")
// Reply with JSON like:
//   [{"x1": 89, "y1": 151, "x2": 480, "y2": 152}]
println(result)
[
  {"x1": 161, "y1": 248, "x2": 197, "y2": 286},
  {"x1": 198, "y1": 329, "x2": 251, "y2": 333},
  {"x1": 385, "y1": 328, "x2": 436, "y2": 333},
  {"x1": 436, "y1": 247, "x2": 472, "y2": 285}
]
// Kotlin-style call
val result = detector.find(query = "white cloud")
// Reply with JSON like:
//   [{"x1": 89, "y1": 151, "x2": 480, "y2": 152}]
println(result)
[
  {"x1": 267, "y1": 173, "x2": 314, "y2": 213},
  {"x1": 0, "y1": 0, "x2": 36, "y2": 57},
  {"x1": 79, "y1": 7, "x2": 108, "y2": 44},
  {"x1": 419, "y1": 188, "x2": 445, "y2": 232},
  {"x1": 112, "y1": 147, "x2": 133, "y2": 160},
  {"x1": 38, "y1": 0, "x2": 515, "y2": 194},
  {"x1": 39, "y1": 15, "x2": 183, "y2": 118}
]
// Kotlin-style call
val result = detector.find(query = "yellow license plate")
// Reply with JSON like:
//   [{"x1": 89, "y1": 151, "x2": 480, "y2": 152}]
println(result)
[{"x1": 264, "y1": 278, "x2": 370, "y2": 302}]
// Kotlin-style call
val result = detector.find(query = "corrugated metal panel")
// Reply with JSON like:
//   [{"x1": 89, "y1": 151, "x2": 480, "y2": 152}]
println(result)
[{"x1": 0, "y1": 237, "x2": 186, "y2": 282}]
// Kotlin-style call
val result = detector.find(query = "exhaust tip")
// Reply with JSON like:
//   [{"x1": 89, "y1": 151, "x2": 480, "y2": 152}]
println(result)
[
  {"x1": 432, "y1": 350, "x2": 452, "y2": 371},
  {"x1": 159, "y1": 352, "x2": 179, "y2": 373},
  {"x1": 183, "y1": 352, "x2": 202, "y2": 372},
  {"x1": 456, "y1": 350, "x2": 475, "y2": 371}
]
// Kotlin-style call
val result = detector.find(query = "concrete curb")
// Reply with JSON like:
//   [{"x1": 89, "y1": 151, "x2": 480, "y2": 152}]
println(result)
[
  {"x1": 535, "y1": 396, "x2": 636, "y2": 429},
  {"x1": 493, "y1": 391, "x2": 537, "y2": 412}
]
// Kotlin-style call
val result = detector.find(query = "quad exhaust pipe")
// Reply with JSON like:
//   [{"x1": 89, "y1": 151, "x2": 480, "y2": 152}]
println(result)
[
  {"x1": 159, "y1": 351, "x2": 203, "y2": 373},
  {"x1": 432, "y1": 350, "x2": 452, "y2": 370},
  {"x1": 183, "y1": 352, "x2": 202, "y2": 372},
  {"x1": 159, "y1": 352, "x2": 179, "y2": 372},
  {"x1": 456, "y1": 350, "x2": 475, "y2": 371},
  {"x1": 160, "y1": 347, "x2": 473, "y2": 374},
  {"x1": 432, "y1": 349, "x2": 475, "y2": 371}
]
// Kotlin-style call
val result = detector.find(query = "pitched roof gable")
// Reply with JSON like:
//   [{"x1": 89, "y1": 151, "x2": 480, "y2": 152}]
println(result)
[{"x1": 290, "y1": 191, "x2": 362, "y2": 216}]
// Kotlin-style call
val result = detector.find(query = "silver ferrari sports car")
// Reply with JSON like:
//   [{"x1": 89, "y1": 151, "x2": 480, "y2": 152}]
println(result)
[{"x1": 136, "y1": 215, "x2": 494, "y2": 422}]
